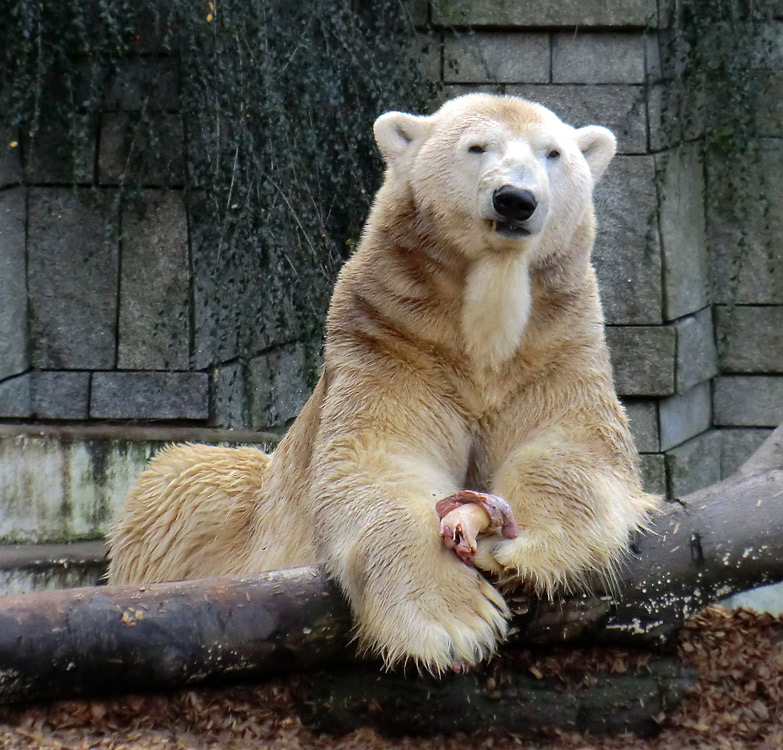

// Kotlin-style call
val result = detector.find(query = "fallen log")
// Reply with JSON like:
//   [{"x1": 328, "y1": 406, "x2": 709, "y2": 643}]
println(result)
[
  {"x1": 0, "y1": 568, "x2": 352, "y2": 703},
  {"x1": 603, "y1": 424, "x2": 783, "y2": 647},
  {"x1": 292, "y1": 653, "x2": 696, "y2": 738},
  {"x1": 0, "y1": 425, "x2": 780, "y2": 729}
]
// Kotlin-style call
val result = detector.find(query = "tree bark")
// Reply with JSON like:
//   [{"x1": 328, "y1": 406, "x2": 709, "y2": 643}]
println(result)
[
  {"x1": 0, "y1": 425, "x2": 780, "y2": 728},
  {"x1": 292, "y1": 655, "x2": 696, "y2": 737},
  {"x1": 604, "y1": 423, "x2": 783, "y2": 647},
  {"x1": 0, "y1": 568, "x2": 352, "y2": 703}
]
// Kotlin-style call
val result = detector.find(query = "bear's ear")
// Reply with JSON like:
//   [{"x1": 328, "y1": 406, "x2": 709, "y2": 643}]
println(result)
[
  {"x1": 575, "y1": 126, "x2": 617, "y2": 183},
  {"x1": 373, "y1": 111, "x2": 432, "y2": 169}
]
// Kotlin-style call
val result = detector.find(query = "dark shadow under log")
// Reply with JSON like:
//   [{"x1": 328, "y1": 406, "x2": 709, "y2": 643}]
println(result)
[
  {"x1": 0, "y1": 425, "x2": 781, "y2": 734},
  {"x1": 292, "y1": 655, "x2": 696, "y2": 737}
]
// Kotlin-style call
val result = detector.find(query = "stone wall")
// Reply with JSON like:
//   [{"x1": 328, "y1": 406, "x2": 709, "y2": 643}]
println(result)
[
  {"x1": 424, "y1": 0, "x2": 782, "y2": 499},
  {"x1": 0, "y1": 0, "x2": 781, "y2": 506}
]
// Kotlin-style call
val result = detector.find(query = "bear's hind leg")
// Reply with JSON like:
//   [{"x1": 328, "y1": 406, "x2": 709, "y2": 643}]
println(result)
[{"x1": 109, "y1": 443, "x2": 275, "y2": 585}]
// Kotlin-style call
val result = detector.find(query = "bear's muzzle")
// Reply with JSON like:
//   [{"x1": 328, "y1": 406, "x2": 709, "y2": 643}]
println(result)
[{"x1": 492, "y1": 185, "x2": 537, "y2": 237}]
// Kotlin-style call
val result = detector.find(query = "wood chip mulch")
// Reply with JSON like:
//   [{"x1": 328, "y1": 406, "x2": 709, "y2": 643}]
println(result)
[{"x1": 1, "y1": 606, "x2": 782, "y2": 750}]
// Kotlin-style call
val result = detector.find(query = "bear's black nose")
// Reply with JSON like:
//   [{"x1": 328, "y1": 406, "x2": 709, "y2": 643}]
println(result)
[{"x1": 492, "y1": 186, "x2": 537, "y2": 223}]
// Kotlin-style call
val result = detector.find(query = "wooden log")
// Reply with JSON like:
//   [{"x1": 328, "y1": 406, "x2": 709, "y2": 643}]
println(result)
[
  {"x1": 603, "y1": 423, "x2": 783, "y2": 647},
  {"x1": 0, "y1": 568, "x2": 352, "y2": 703},
  {"x1": 291, "y1": 655, "x2": 697, "y2": 737}
]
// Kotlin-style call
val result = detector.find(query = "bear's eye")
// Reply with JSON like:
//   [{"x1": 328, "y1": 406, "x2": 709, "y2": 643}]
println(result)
[
  {"x1": 468, "y1": 144, "x2": 486, "y2": 154},
  {"x1": 547, "y1": 149, "x2": 561, "y2": 160}
]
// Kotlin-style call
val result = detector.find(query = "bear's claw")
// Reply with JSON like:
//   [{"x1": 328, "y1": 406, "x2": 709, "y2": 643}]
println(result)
[{"x1": 436, "y1": 490, "x2": 519, "y2": 566}]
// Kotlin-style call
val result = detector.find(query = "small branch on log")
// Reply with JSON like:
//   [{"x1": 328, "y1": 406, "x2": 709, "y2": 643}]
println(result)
[{"x1": 0, "y1": 425, "x2": 780, "y2": 723}]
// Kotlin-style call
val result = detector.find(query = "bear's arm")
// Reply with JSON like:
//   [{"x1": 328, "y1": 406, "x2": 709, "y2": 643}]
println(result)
[
  {"x1": 306, "y1": 368, "x2": 510, "y2": 673},
  {"x1": 474, "y1": 417, "x2": 657, "y2": 595}
]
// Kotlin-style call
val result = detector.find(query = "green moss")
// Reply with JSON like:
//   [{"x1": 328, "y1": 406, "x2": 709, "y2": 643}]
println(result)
[
  {"x1": 0, "y1": 0, "x2": 435, "y2": 368},
  {"x1": 660, "y1": 0, "x2": 778, "y2": 307}
]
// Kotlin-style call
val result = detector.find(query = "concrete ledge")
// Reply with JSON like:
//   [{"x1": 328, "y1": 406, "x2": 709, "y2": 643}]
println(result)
[
  {"x1": 0, "y1": 541, "x2": 108, "y2": 596},
  {"x1": 0, "y1": 541, "x2": 108, "y2": 571},
  {"x1": 0, "y1": 424, "x2": 278, "y2": 545},
  {"x1": 0, "y1": 423, "x2": 279, "y2": 444}
]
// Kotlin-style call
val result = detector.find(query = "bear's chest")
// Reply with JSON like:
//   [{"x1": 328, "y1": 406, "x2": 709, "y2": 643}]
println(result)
[{"x1": 460, "y1": 253, "x2": 532, "y2": 371}]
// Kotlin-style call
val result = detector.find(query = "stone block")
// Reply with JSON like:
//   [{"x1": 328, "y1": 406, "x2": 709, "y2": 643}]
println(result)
[
  {"x1": 645, "y1": 33, "x2": 663, "y2": 84},
  {"x1": 0, "y1": 428, "x2": 275, "y2": 544},
  {"x1": 505, "y1": 84, "x2": 648, "y2": 155},
  {"x1": 1, "y1": 135, "x2": 22, "y2": 187},
  {"x1": 552, "y1": 33, "x2": 646, "y2": 84},
  {"x1": 657, "y1": 0, "x2": 675, "y2": 27},
  {"x1": 0, "y1": 188, "x2": 28, "y2": 381},
  {"x1": 639, "y1": 453, "x2": 666, "y2": 497},
  {"x1": 621, "y1": 399, "x2": 659, "y2": 453},
  {"x1": 606, "y1": 325, "x2": 676, "y2": 396},
  {"x1": 755, "y1": 22, "x2": 783, "y2": 69},
  {"x1": 720, "y1": 428, "x2": 774, "y2": 479},
  {"x1": 213, "y1": 362, "x2": 250, "y2": 430},
  {"x1": 432, "y1": 0, "x2": 657, "y2": 27},
  {"x1": 417, "y1": 32, "x2": 441, "y2": 83},
  {"x1": 0, "y1": 546, "x2": 107, "y2": 596},
  {"x1": 437, "y1": 84, "x2": 506, "y2": 103},
  {"x1": 32, "y1": 372, "x2": 90, "y2": 421},
  {"x1": 99, "y1": 112, "x2": 184, "y2": 186},
  {"x1": 125, "y1": 4, "x2": 176, "y2": 55},
  {"x1": 715, "y1": 305, "x2": 783, "y2": 373},
  {"x1": 657, "y1": 146, "x2": 709, "y2": 321},
  {"x1": 91, "y1": 372, "x2": 209, "y2": 420},
  {"x1": 754, "y1": 71, "x2": 783, "y2": 137},
  {"x1": 659, "y1": 381, "x2": 711, "y2": 451},
  {"x1": 0, "y1": 433, "x2": 150, "y2": 542},
  {"x1": 0, "y1": 375, "x2": 31, "y2": 418},
  {"x1": 593, "y1": 156, "x2": 663, "y2": 325},
  {"x1": 443, "y1": 32, "x2": 550, "y2": 84},
  {"x1": 713, "y1": 376, "x2": 783, "y2": 427},
  {"x1": 404, "y1": 0, "x2": 430, "y2": 26},
  {"x1": 28, "y1": 189, "x2": 119, "y2": 370},
  {"x1": 23, "y1": 114, "x2": 96, "y2": 184},
  {"x1": 674, "y1": 307, "x2": 718, "y2": 394},
  {"x1": 709, "y1": 139, "x2": 783, "y2": 305},
  {"x1": 117, "y1": 191, "x2": 189, "y2": 370},
  {"x1": 647, "y1": 84, "x2": 666, "y2": 152},
  {"x1": 249, "y1": 342, "x2": 319, "y2": 431},
  {"x1": 647, "y1": 80, "x2": 706, "y2": 152},
  {"x1": 104, "y1": 57, "x2": 180, "y2": 111},
  {"x1": 665, "y1": 430, "x2": 722, "y2": 499},
  {"x1": 191, "y1": 204, "x2": 240, "y2": 369}
]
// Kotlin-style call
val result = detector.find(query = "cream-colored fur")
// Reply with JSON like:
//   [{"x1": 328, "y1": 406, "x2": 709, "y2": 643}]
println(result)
[{"x1": 109, "y1": 94, "x2": 658, "y2": 673}]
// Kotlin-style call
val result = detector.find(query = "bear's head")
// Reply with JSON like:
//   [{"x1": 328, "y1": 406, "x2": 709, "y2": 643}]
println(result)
[{"x1": 373, "y1": 93, "x2": 616, "y2": 262}]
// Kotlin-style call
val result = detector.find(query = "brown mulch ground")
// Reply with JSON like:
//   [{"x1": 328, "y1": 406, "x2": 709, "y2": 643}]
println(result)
[{"x1": 1, "y1": 606, "x2": 782, "y2": 750}]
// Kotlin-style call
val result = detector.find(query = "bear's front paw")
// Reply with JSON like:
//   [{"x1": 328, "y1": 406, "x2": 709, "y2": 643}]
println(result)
[
  {"x1": 436, "y1": 490, "x2": 518, "y2": 566},
  {"x1": 356, "y1": 563, "x2": 510, "y2": 674},
  {"x1": 478, "y1": 532, "x2": 583, "y2": 594}
]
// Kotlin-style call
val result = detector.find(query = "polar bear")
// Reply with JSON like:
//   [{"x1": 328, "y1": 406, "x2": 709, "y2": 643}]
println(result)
[{"x1": 109, "y1": 93, "x2": 657, "y2": 673}]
